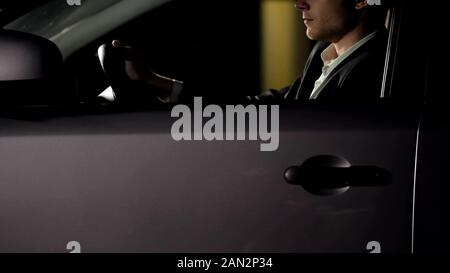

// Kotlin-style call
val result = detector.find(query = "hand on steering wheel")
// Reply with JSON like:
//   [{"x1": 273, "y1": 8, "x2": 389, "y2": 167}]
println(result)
[
  {"x1": 97, "y1": 40, "x2": 159, "y2": 104},
  {"x1": 98, "y1": 40, "x2": 179, "y2": 104}
]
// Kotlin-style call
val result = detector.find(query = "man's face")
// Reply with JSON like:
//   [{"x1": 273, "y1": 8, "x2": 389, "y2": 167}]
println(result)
[{"x1": 296, "y1": 0, "x2": 358, "y2": 42}]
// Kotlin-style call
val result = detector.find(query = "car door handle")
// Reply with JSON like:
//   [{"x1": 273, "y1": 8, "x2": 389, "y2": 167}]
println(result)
[{"x1": 284, "y1": 165, "x2": 391, "y2": 188}]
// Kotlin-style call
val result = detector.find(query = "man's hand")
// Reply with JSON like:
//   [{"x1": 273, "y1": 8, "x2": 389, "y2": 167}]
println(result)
[
  {"x1": 110, "y1": 40, "x2": 182, "y2": 103},
  {"x1": 111, "y1": 40, "x2": 157, "y2": 82}
]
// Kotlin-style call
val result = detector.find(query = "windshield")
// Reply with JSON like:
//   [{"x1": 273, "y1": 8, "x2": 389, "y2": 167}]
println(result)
[
  {"x1": 0, "y1": 0, "x2": 51, "y2": 26},
  {"x1": 5, "y1": 0, "x2": 122, "y2": 39},
  {"x1": 4, "y1": 0, "x2": 172, "y2": 59}
]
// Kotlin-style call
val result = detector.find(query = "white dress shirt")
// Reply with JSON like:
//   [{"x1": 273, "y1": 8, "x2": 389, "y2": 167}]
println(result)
[{"x1": 309, "y1": 30, "x2": 380, "y2": 100}]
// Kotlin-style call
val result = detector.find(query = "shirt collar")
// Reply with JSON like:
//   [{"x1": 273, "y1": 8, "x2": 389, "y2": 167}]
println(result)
[{"x1": 320, "y1": 30, "x2": 380, "y2": 67}]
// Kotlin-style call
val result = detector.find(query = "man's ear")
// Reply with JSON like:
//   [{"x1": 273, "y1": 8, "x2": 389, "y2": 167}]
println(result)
[{"x1": 355, "y1": 0, "x2": 369, "y2": 10}]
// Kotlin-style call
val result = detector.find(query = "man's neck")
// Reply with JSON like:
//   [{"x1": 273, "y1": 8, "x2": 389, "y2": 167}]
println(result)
[{"x1": 332, "y1": 24, "x2": 376, "y2": 57}]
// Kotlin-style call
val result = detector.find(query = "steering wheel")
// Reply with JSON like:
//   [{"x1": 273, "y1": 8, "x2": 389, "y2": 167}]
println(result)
[{"x1": 97, "y1": 43, "x2": 129, "y2": 102}]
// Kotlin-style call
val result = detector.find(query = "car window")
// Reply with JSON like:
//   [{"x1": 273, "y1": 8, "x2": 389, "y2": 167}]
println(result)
[
  {"x1": 3, "y1": 0, "x2": 400, "y2": 108},
  {"x1": 61, "y1": 0, "x2": 262, "y2": 105}
]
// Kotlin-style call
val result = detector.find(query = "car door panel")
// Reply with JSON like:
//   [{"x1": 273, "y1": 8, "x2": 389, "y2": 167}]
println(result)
[{"x1": 0, "y1": 106, "x2": 420, "y2": 252}]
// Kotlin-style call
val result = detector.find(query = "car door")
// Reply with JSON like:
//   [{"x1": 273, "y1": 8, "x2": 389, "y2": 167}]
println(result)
[
  {"x1": 0, "y1": 1, "x2": 426, "y2": 253},
  {"x1": 0, "y1": 104, "x2": 419, "y2": 253}
]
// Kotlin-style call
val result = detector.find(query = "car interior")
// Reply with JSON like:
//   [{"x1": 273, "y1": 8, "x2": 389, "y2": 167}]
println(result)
[{"x1": 61, "y1": 0, "x2": 261, "y2": 106}]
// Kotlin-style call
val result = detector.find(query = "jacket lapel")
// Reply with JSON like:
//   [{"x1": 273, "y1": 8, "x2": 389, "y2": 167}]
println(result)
[
  {"x1": 294, "y1": 41, "x2": 328, "y2": 100},
  {"x1": 293, "y1": 30, "x2": 387, "y2": 101}
]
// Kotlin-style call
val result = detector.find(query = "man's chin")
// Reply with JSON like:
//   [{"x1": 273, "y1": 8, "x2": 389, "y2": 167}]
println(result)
[
  {"x1": 306, "y1": 30, "x2": 318, "y2": 41},
  {"x1": 306, "y1": 30, "x2": 333, "y2": 42}
]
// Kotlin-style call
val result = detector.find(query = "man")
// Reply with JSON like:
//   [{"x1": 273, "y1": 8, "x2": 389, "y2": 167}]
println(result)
[{"x1": 99, "y1": 0, "x2": 392, "y2": 103}]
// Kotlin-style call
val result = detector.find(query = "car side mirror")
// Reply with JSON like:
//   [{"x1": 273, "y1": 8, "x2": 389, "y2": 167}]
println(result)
[{"x1": 0, "y1": 30, "x2": 71, "y2": 106}]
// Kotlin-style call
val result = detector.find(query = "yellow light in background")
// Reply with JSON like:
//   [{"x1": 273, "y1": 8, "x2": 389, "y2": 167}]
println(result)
[{"x1": 261, "y1": 0, "x2": 311, "y2": 91}]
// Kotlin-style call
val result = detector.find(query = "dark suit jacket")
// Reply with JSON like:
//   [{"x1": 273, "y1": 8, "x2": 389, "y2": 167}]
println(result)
[{"x1": 247, "y1": 29, "x2": 388, "y2": 103}]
